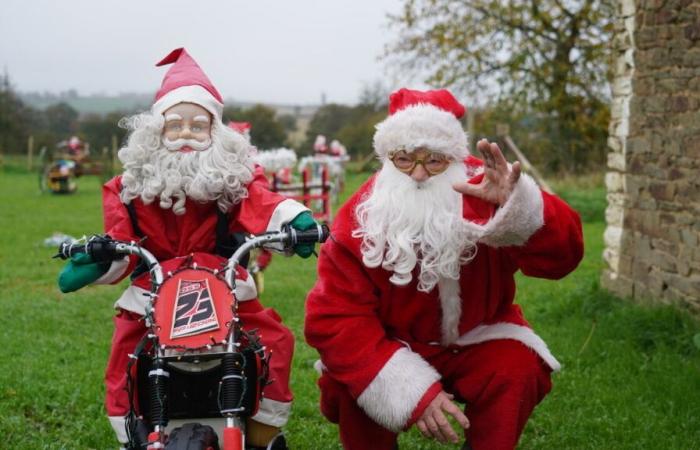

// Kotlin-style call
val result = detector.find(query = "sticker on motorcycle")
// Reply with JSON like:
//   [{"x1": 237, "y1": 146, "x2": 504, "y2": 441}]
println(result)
[{"x1": 171, "y1": 279, "x2": 220, "y2": 339}]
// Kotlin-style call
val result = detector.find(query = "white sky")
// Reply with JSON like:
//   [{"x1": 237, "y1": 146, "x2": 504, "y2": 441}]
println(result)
[{"x1": 1, "y1": 0, "x2": 408, "y2": 105}]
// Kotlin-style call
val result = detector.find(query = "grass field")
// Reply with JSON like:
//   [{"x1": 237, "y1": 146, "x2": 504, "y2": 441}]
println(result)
[{"x1": 0, "y1": 164, "x2": 699, "y2": 449}]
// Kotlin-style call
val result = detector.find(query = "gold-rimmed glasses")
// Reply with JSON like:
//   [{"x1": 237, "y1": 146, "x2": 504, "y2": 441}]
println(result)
[{"x1": 388, "y1": 149, "x2": 452, "y2": 176}]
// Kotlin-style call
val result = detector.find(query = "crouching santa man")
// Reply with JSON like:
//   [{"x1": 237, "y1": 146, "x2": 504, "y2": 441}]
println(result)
[
  {"x1": 304, "y1": 88, "x2": 584, "y2": 450},
  {"x1": 58, "y1": 48, "x2": 317, "y2": 450}
]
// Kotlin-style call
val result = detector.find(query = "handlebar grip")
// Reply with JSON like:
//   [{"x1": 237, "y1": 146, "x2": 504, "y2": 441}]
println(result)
[
  {"x1": 54, "y1": 235, "x2": 119, "y2": 262},
  {"x1": 289, "y1": 223, "x2": 331, "y2": 246},
  {"x1": 55, "y1": 241, "x2": 88, "y2": 260}
]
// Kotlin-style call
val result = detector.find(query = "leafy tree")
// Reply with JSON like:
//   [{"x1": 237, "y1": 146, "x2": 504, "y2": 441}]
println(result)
[
  {"x1": 277, "y1": 114, "x2": 298, "y2": 133},
  {"x1": 223, "y1": 104, "x2": 287, "y2": 149},
  {"x1": 301, "y1": 104, "x2": 356, "y2": 153},
  {"x1": 44, "y1": 102, "x2": 79, "y2": 136},
  {"x1": 0, "y1": 72, "x2": 36, "y2": 154},
  {"x1": 385, "y1": 0, "x2": 614, "y2": 171},
  {"x1": 79, "y1": 111, "x2": 128, "y2": 152}
]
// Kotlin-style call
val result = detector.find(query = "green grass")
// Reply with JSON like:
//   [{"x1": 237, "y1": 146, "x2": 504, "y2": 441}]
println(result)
[{"x1": 0, "y1": 167, "x2": 699, "y2": 449}]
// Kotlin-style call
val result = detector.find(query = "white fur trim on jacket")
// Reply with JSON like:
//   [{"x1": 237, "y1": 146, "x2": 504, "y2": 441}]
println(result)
[
  {"x1": 438, "y1": 277, "x2": 461, "y2": 345},
  {"x1": 356, "y1": 347, "x2": 441, "y2": 432},
  {"x1": 373, "y1": 104, "x2": 468, "y2": 161},
  {"x1": 454, "y1": 322, "x2": 561, "y2": 371},
  {"x1": 116, "y1": 270, "x2": 257, "y2": 315},
  {"x1": 251, "y1": 397, "x2": 292, "y2": 427},
  {"x1": 108, "y1": 415, "x2": 129, "y2": 444},
  {"x1": 94, "y1": 256, "x2": 129, "y2": 285},
  {"x1": 264, "y1": 198, "x2": 311, "y2": 252},
  {"x1": 152, "y1": 85, "x2": 224, "y2": 119},
  {"x1": 479, "y1": 173, "x2": 544, "y2": 247}
]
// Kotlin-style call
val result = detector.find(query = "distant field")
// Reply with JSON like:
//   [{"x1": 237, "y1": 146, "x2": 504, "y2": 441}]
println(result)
[{"x1": 0, "y1": 167, "x2": 698, "y2": 449}]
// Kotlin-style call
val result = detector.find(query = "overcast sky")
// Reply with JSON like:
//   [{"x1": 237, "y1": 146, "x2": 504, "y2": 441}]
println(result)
[{"x1": 1, "y1": 0, "x2": 410, "y2": 105}]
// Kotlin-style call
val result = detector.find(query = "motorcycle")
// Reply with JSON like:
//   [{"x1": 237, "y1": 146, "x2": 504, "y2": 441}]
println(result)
[{"x1": 55, "y1": 224, "x2": 329, "y2": 450}]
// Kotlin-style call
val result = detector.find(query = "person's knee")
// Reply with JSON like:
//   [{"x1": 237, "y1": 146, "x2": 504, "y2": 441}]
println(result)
[{"x1": 491, "y1": 343, "x2": 552, "y2": 398}]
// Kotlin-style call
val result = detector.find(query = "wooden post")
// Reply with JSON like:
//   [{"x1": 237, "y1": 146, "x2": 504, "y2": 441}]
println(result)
[
  {"x1": 501, "y1": 135, "x2": 554, "y2": 194},
  {"x1": 111, "y1": 134, "x2": 118, "y2": 170},
  {"x1": 302, "y1": 169, "x2": 310, "y2": 208},
  {"x1": 27, "y1": 135, "x2": 34, "y2": 171},
  {"x1": 466, "y1": 108, "x2": 475, "y2": 156},
  {"x1": 322, "y1": 164, "x2": 331, "y2": 222}
]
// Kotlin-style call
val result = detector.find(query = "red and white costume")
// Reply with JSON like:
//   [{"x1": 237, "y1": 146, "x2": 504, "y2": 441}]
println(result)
[
  {"x1": 305, "y1": 88, "x2": 584, "y2": 450},
  {"x1": 92, "y1": 48, "x2": 310, "y2": 443},
  {"x1": 98, "y1": 171, "x2": 307, "y2": 440}
]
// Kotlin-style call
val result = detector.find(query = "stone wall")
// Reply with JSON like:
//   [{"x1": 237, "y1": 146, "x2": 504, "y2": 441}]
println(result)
[{"x1": 603, "y1": 0, "x2": 700, "y2": 313}]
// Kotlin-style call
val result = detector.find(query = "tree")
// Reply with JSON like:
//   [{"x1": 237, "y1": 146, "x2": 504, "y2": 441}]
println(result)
[
  {"x1": 44, "y1": 102, "x2": 79, "y2": 136},
  {"x1": 385, "y1": 0, "x2": 614, "y2": 171},
  {"x1": 0, "y1": 72, "x2": 36, "y2": 154},
  {"x1": 223, "y1": 104, "x2": 287, "y2": 149},
  {"x1": 79, "y1": 111, "x2": 128, "y2": 152}
]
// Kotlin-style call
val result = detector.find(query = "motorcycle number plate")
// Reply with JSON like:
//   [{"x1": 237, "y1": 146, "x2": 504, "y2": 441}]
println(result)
[{"x1": 154, "y1": 269, "x2": 234, "y2": 349}]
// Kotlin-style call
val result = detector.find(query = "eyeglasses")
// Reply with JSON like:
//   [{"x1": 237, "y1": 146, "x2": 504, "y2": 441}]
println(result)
[{"x1": 388, "y1": 149, "x2": 452, "y2": 175}]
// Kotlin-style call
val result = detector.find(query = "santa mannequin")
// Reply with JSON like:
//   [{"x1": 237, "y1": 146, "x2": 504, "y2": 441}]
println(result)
[
  {"x1": 58, "y1": 48, "x2": 316, "y2": 450},
  {"x1": 305, "y1": 88, "x2": 583, "y2": 450}
]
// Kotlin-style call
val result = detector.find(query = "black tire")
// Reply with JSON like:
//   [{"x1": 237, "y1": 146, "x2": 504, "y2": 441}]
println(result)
[{"x1": 166, "y1": 423, "x2": 220, "y2": 450}]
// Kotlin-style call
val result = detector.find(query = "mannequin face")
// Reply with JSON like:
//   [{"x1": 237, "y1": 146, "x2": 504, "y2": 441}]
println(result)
[{"x1": 162, "y1": 102, "x2": 213, "y2": 152}]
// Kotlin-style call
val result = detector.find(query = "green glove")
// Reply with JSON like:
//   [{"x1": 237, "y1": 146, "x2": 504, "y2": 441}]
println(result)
[
  {"x1": 58, "y1": 252, "x2": 110, "y2": 293},
  {"x1": 289, "y1": 211, "x2": 317, "y2": 258}
]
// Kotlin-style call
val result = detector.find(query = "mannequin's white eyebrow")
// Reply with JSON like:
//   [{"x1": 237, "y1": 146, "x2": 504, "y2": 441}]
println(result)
[
  {"x1": 165, "y1": 113, "x2": 182, "y2": 121},
  {"x1": 193, "y1": 115, "x2": 211, "y2": 123}
]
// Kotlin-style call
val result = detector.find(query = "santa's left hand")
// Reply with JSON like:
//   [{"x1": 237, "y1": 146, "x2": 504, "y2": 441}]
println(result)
[
  {"x1": 452, "y1": 138, "x2": 521, "y2": 206},
  {"x1": 289, "y1": 211, "x2": 318, "y2": 258}
]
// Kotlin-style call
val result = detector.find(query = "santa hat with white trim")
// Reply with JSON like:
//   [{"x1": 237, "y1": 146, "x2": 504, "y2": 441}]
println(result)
[
  {"x1": 373, "y1": 88, "x2": 468, "y2": 161},
  {"x1": 151, "y1": 48, "x2": 224, "y2": 119}
]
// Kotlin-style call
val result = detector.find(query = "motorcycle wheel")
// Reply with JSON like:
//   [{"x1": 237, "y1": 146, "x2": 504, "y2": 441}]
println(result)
[{"x1": 166, "y1": 423, "x2": 220, "y2": 450}]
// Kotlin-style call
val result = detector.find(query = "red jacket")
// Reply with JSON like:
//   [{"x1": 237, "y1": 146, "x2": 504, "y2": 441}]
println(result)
[
  {"x1": 98, "y1": 168, "x2": 308, "y2": 296},
  {"x1": 304, "y1": 159, "x2": 583, "y2": 432}
]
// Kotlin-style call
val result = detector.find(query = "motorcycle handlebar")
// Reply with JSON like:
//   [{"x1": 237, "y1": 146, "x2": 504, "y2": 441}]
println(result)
[
  {"x1": 56, "y1": 224, "x2": 331, "y2": 290},
  {"x1": 283, "y1": 223, "x2": 330, "y2": 247},
  {"x1": 55, "y1": 236, "x2": 119, "y2": 263}
]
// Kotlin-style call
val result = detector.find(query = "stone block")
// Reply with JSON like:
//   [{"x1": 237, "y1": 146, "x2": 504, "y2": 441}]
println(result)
[{"x1": 608, "y1": 151, "x2": 626, "y2": 171}]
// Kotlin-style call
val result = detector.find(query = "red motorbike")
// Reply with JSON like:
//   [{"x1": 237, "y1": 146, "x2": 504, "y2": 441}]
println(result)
[{"x1": 56, "y1": 225, "x2": 328, "y2": 450}]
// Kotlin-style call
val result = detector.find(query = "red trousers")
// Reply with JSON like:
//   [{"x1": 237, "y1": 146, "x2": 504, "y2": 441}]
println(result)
[
  {"x1": 318, "y1": 340, "x2": 552, "y2": 450},
  {"x1": 105, "y1": 300, "x2": 294, "y2": 418}
]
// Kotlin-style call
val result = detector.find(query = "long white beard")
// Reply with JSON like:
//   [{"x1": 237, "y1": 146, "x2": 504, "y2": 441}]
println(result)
[
  {"x1": 353, "y1": 162, "x2": 479, "y2": 292},
  {"x1": 118, "y1": 112, "x2": 255, "y2": 215}
]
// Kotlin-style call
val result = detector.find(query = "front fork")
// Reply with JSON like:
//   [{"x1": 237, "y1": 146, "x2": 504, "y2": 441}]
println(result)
[
  {"x1": 147, "y1": 349, "x2": 169, "y2": 450},
  {"x1": 221, "y1": 327, "x2": 245, "y2": 450}
]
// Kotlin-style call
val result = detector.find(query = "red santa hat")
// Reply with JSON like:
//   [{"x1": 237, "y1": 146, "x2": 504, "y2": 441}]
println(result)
[
  {"x1": 152, "y1": 48, "x2": 224, "y2": 119},
  {"x1": 227, "y1": 121, "x2": 252, "y2": 134},
  {"x1": 373, "y1": 88, "x2": 468, "y2": 161}
]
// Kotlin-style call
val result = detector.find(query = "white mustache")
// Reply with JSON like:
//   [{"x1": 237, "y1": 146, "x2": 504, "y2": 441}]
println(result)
[{"x1": 162, "y1": 137, "x2": 212, "y2": 151}]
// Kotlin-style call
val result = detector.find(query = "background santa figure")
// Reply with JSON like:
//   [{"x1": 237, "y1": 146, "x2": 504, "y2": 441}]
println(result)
[
  {"x1": 58, "y1": 48, "x2": 317, "y2": 450},
  {"x1": 305, "y1": 88, "x2": 583, "y2": 450}
]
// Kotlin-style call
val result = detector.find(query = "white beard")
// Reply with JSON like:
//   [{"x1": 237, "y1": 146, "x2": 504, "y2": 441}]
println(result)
[
  {"x1": 353, "y1": 162, "x2": 479, "y2": 292},
  {"x1": 117, "y1": 112, "x2": 255, "y2": 215}
]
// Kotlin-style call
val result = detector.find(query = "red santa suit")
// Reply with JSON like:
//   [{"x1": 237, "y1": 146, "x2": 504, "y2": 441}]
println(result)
[
  {"x1": 96, "y1": 168, "x2": 308, "y2": 440},
  {"x1": 304, "y1": 156, "x2": 584, "y2": 450}
]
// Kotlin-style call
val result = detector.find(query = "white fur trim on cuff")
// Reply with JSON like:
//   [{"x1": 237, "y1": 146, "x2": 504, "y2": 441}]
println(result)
[
  {"x1": 152, "y1": 85, "x2": 223, "y2": 118},
  {"x1": 251, "y1": 398, "x2": 292, "y2": 427},
  {"x1": 356, "y1": 347, "x2": 441, "y2": 432},
  {"x1": 114, "y1": 285, "x2": 149, "y2": 315},
  {"x1": 373, "y1": 104, "x2": 468, "y2": 161},
  {"x1": 235, "y1": 270, "x2": 258, "y2": 302},
  {"x1": 264, "y1": 199, "x2": 311, "y2": 252},
  {"x1": 454, "y1": 323, "x2": 561, "y2": 371},
  {"x1": 94, "y1": 256, "x2": 129, "y2": 285},
  {"x1": 108, "y1": 415, "x2": 129, "y2": 444},
  {"x1": 479, "y1": 173, "x2": 544, "y2": 247}
]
